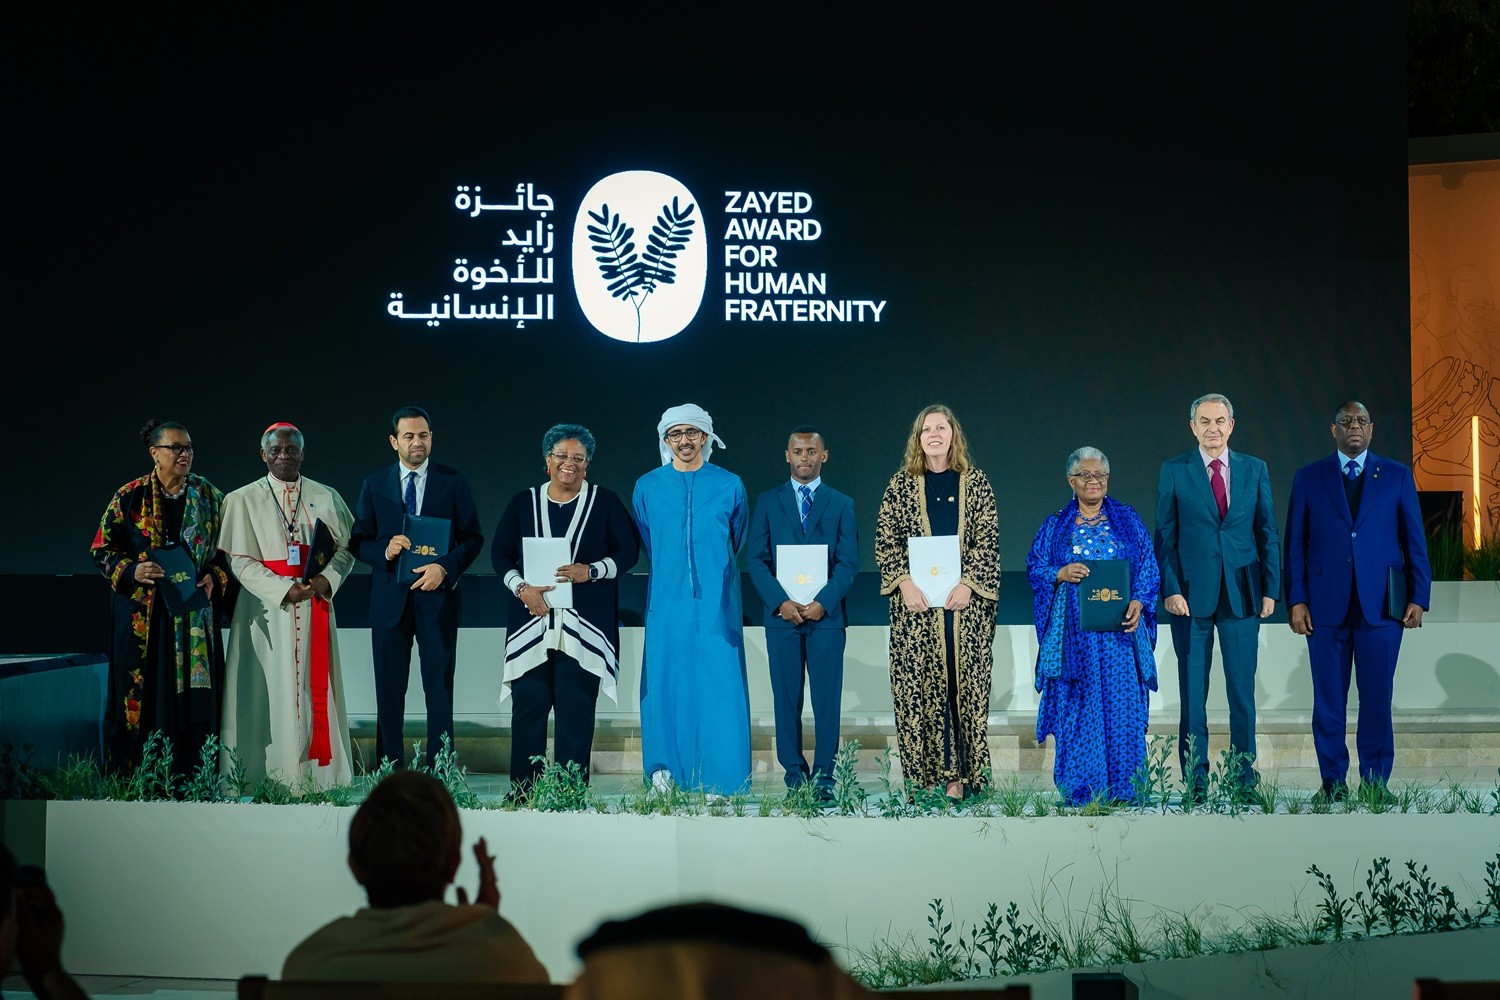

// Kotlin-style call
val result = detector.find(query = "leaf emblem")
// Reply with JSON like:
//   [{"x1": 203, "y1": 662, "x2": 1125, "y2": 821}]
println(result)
[{"x1": 586, "y1": 197, "x2": 697, "y2": 341}]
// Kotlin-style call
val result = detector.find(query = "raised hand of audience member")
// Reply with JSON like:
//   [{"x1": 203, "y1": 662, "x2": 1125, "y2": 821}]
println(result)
[{"x1": 453, "y1": 836, "x2": 500, "y2": 910}]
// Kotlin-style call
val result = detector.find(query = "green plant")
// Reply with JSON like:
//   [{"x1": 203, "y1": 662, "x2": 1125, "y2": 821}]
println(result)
[
  {"x1": 849, "y1": 853, "x2": 1500, "y2": 988},
  {"x1": 1206, "y1": 749, "x2": 1256, "y2": 814},
  {"x1": 1426, "y1": 522, "x2": 1465, "y2": 581},
  {"x1": 1136, "y1": 735, "x2": 1175, "y2": 812},
  {"x1": 423, "y1": 734, "x2": 478, "y2": 810},
  {"x1": 873, "y1": 749, "x2": 915, "y2": 819},
  {"x1": 830, "y1": 740, "x2": 868, "y2": 816},
  {"x1": 122, "y1": 731, "x2": 176, "y2": 801},
  {"x1": 780, "y1": 776, "x2": 826, "y2": 818},
  {"x1": 1463, "y1": 530, "x2": 1500, "y2": 582},
  {"x1": 180, "y1": 735, "x2": 231, "y2": 803},
  {"x1": 0, "y1": 742, "x2": 43, "y2": 799},
  {"x1": 38, "y1": 754, "x2": 121, "y2": 801},
  {"x1": 1154, "y1": 908, "x2": 1206, "y2": 959},
  {"x1": 1308, "y1": 864, "x2": 1354, "y2": 940},
  {"x1": 524, "y1": 759, "x2": 599, "y2": 813}
]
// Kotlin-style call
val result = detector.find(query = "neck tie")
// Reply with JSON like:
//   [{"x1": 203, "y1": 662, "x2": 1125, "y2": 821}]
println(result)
[
  {"x1": 1209, "y1": 458, "x2": 1228, "y2": 519},
  {"x1": 798, "y1": 485, "x2": 812, "y2": 529},
  {"x1": 1344, "y1": 459, "x2": 1359, "y2": 481},
  {"x1": 404, "y1": 471, "x2": 417, "y2": 516}
]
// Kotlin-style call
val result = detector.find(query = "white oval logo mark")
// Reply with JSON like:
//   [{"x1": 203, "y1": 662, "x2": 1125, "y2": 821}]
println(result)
[{"x1": 572, "y1": 170, "x2": 707, "y2": 343}]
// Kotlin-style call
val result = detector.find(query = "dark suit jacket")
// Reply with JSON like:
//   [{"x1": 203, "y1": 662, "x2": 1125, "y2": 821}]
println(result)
[
  {"x1": 1284, "y1": 452, "x2": 1431, "y2": 624},
  {"x1": 1155, "y1": 448, "x2": 1281, "y2": 618},
  {"x1": 747, "y1": 482, "x2": 858, "y2": 630},
  {"x1": 350, "y1": 461, "x2": 484, "y2": 629}
]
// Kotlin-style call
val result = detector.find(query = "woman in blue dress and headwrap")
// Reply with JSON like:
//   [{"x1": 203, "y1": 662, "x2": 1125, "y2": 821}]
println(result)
[{"x1": 1028, "y1": 447, "x2": 1160, "y2": 805}]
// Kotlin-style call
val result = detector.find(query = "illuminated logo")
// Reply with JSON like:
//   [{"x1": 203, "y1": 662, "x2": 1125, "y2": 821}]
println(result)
[
  {"x1": 572, "y1": 171, "x2": 707, "y2": 343},
  {"x1": 1087, "y1": 588, "x2": 1122, "y2": 602}
]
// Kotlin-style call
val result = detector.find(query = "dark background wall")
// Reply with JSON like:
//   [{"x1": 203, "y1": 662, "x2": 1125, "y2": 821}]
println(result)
[{"x1": 14, "y1": 6, "x2": 1408, "y2": 584}]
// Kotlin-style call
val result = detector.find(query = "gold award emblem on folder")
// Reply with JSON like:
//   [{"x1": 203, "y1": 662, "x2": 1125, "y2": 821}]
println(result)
[
  {"x1": 795, "y1": 573, "x2": 811, "y2": 585},
  {"x1": 930, "y1": 566, "x2": 942, "y2": 576}
]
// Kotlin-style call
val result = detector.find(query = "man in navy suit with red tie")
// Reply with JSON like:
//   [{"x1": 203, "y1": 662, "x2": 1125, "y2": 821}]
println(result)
[
  {"x1": 747, "y1": 426, "x2": 858, "y2": 802},
  {"x1": 1285, "y1": 401, "x2": 1430, "y2": 800},
  {"x1": 351, "y1": 406, "x2": 484, "y2": 769},
  {"x1": 1156, "y1": 393, "x2": 1280, "y2": 798}
]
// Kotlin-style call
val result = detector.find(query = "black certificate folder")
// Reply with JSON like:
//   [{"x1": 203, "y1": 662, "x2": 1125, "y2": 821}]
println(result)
[
  {"x1": 398, "y1": 514, "x2": 451, "y2": 580},
  {"x1": 1079, "y1": 559, "x2": 1130, "y2": 631},
  {"x1": 148, "y1": 545, "x2": 209, "y2": 615},
  {"x1": 303, "y1": 518, "x2": 336, "y2": 584}
]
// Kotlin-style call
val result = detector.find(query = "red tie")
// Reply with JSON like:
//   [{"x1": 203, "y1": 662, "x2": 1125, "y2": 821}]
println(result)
[{"x1": 1209, "y1": 458, "x2": 1228, "y2": 519}]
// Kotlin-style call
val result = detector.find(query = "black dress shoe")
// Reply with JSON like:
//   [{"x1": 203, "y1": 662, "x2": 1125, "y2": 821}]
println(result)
[
  {"x1": 813, "y1": 785, "x2": 835, "y2": 807},
  {"x1": 1317, "y1": 779, "x2": 1349, "y2": 802}
]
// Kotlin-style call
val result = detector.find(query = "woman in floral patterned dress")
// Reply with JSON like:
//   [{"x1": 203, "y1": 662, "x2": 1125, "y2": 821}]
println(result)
[{"x1": 90, "y1": 419, "x2": 228, "y2": 775}]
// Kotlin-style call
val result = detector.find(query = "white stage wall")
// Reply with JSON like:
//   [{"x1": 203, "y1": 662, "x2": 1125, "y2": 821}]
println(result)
[
  {"x1": 334, "y1": 581, "x2": 1500, "y2": 728},
  {"x1": 29, "y1": 802, "x2": 1500, "y2": 983}
]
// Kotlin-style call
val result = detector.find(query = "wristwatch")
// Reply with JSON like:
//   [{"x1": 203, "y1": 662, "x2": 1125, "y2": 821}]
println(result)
[
  {"x1": 588, "y1": 563, "x2": 601, "y2": 581},
  {"x1": 514, "y1": 580, "x2": 528, "y2": 597}
]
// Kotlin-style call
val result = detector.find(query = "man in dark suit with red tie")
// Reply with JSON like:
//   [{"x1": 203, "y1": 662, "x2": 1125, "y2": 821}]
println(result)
[
  {"x1": 1285, "y1": 401, "x2": 1431, "y2": 800},
  {"x1": 1156, "y1": 393, "x2": 1280, "y2": 798},
  {"x1": 351, "y1": 406, "x2": 484, "y2": 769},
  {"x1": 746, "y1": 426, "x2": 858, "y2": 803}
]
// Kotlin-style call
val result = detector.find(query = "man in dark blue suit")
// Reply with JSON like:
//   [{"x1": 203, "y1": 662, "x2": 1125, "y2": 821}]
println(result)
[
  {"x1": 1156, "y1": 393, "x2": 1280, "y2": 796},
  {"x1": 747, "y1": 426, "x2": 858, "y2": 802},
  {"x1": 350, "y1": 406, "x2": 484, "y2": 769},
  {"x1": 1285, "y1": 401, "x2": 1430, "y2": 799}
]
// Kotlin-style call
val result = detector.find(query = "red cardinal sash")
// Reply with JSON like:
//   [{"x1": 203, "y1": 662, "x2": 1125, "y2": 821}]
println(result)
[{"x1": 265, "y1": 544, "x2": 333, "y2": 766}]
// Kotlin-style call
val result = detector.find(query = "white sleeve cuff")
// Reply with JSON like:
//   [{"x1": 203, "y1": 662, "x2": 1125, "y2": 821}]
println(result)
[
  {"x1": 504, "y1": 570, "x2": 525, "y2": 593},
  {"x1": 594, "y1": 559, "x2": 617, "y2": 580}
]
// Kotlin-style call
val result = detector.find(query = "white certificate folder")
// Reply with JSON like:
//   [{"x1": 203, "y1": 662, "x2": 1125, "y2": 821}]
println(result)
[
  {"x1": 776, "y1": 544, "x2": 828, "y2": 605},
  {"x1": 522, "y1": 537, "x2": 573, "y2": 609},
  {"x1": 907, "y1": 535, "x2": 961, "y2": 606}
]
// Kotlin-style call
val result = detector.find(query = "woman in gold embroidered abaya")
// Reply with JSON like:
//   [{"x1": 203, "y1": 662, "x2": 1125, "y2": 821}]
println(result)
[{"x1": 875, "y1": 404, "x2": 1000, "y2": 800}]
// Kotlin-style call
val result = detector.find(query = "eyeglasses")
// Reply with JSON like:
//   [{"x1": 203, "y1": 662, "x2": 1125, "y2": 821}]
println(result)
[
  {"x1": 549, "y1": 452, "x2": 589, "y2": 466},
  {"x1": 1335, "y1": 417, "x2": 1371, "y2": 428},
  {"x1": 151, "y1": 443, "x2": 194, "y2": 456},
  {"x1": 1069, "y1": 472, "x2": 1109, "y2": 483},
  {"x1": 266, "y1": 446, "x2": 302, "y2": 458},
  {"x1": 664, "y1": 428, "x2": 704, "y2": 442}
]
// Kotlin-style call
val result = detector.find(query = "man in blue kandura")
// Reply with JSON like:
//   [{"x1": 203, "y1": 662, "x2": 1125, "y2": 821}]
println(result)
[
  {"x1": 1029, "y1": 447, "x2": 1160, "y2": 805},
  {"x1": 632, "y1": 403, "x2": 750, "y2": 796}
]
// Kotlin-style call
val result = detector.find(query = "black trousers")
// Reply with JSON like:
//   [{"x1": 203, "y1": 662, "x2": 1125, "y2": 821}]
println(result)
[
  {"x1": 371, "y1": 591, "x2": 457, "y2": 769},
  {"x1": 509, "y1": 650, "x2": 601, "y2": 787}
]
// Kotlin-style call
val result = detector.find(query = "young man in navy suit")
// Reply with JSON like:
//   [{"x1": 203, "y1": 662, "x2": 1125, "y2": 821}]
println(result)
[
  {"x1": 747, "y1": 426, "x2": 858, "y2": 803},
  {"x1": 350, "y1": 406, "x2": 484, "y2": 769},
  {"x1": 1156, "y1": 393, "x2": 1280, "y2": 798},
  {"x1": 1285, "y1": 401, "x2": 1430, "y2": 801}
]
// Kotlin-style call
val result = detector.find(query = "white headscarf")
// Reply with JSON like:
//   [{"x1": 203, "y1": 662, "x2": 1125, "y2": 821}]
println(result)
[{"x1": 656, "y1": 403, "x2": 727, "y2": 465}]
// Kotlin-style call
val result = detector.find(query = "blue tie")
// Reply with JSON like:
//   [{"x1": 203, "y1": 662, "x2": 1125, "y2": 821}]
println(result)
[
  {"x1": 798, "y1": 485, "x2": 812, "y2": 529},
  {"x1": 1344, "y1": 460, "x2": 1359, "y2": 481},
  {"x1": 404, "y1": 471, "x2": 418, "y2": 515}
]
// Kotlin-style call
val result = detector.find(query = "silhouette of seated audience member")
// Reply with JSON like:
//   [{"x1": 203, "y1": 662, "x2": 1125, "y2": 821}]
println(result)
[
  {"x1": 564, "y1": 902, "x2": 871, "y2": 999},
  {"x1": 281, "y1": 771, "x2": 549, "y2": 984},
  {"x1": 1, "y1": 846, "x2": 88, "y2": 1000}
]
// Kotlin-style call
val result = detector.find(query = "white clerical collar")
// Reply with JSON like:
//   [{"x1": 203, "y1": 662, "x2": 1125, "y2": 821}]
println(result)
[{"x1": 267, "y1": 473, "x2": 302, "y2": 489}]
